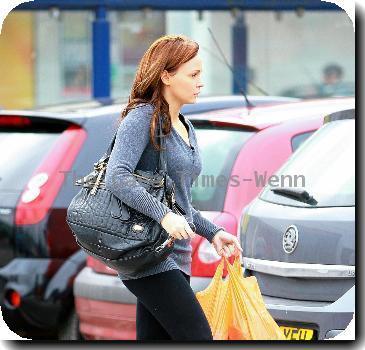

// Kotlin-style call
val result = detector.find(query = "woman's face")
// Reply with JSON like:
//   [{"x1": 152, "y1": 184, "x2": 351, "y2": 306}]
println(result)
[{"x1": 162, "y1": 54, "x2": 204, "y2": 105}]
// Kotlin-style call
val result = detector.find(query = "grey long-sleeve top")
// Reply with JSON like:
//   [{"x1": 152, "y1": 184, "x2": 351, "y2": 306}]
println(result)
[{"x1": 104, "y1": 103, "x2": 224, "y2": 280}]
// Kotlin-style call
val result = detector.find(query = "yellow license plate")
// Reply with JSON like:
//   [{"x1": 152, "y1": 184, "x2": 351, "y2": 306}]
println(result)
[{"x1": 280, "y1": 326, "x2": 314, "y2": 340}]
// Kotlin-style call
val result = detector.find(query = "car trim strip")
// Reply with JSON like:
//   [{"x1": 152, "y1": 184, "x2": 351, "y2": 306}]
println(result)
[{"x1": 242, "y1": 257, "x2": 355, "y2": 278}]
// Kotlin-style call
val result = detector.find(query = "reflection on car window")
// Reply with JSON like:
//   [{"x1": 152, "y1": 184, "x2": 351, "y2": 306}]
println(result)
[
  {"x1": 261, "y1": 120, "x2": 354, "y2": 207},
  {"x1": 291, "y1": 131, "x2": 315, "y2": 152},
  {"x1": 0, "y1": 132, "x2": 59, "y2": 192}
]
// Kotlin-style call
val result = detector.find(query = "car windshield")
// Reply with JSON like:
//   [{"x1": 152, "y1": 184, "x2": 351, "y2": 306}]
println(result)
[
  {"x1": 191, "y1": 126, "x2": 254, "y2": 211},
  {"x1": 260, "y1": 119, "x2": 354, "y2": 207}
]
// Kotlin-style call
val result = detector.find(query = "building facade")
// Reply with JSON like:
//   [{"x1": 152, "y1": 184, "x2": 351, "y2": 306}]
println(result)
[{"x1": 0, "y1": 7, "x2": 355, "y2": 109}]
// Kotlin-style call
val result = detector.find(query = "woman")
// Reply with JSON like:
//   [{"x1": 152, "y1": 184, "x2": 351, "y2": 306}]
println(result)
[{"x1": 105, "y1": 34, "x2": 243, "y2": 341}]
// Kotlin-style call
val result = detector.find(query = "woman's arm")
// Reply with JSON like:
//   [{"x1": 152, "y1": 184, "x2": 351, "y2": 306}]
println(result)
[
  {"x1": 104, "y1": 104, "x2": 173, "y2": 224},
  {"x1": 190, "y1": 204, "x2": 225, "y2": 243},
  {"x1": 184, "y1": 118, "x2": 225, "y2": 242}
]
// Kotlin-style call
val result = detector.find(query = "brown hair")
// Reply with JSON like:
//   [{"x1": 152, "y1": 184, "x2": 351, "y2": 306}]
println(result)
[{"x1": 118, "y1": 34, "x2": 199, "y2": 151}]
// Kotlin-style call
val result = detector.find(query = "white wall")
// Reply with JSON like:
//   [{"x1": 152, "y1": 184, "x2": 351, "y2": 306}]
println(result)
[
  {"x1": 166, "y1": 10, "x2": 233, "y2": 96},
  {"x1": 32, "y1": 9, "x2": 355, "y2": 104},
  {"x1": 245, "y1": 10, "x2": 355, "y2": 95},
  {"x1": 35, "y1": 12, "x2": 62, "y2": 105},
  {"x1": 167, "y1": 9, "x2": 355, "y2": 97}
]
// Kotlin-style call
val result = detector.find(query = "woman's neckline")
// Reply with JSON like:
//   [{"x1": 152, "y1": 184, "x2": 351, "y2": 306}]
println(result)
[{"x1": 172, "y1": 113, "x2": 194, "y2": 150}]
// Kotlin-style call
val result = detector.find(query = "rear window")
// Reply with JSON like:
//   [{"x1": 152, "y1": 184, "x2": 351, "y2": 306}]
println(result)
[
  {"x1": 0, "y1": 131, "x2": 60, "y2": 193},
  {"x1": 291, "y1": 131, "x2": 315, "y2": 152},
  {"x1": 260, "y1": 120, "x2": 354, "y2": 207},
  {"x1": 191, "y1": 126, "x2": 254, "y2": 211}
]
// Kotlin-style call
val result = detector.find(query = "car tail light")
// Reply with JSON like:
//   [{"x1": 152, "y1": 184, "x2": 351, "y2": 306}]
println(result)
[
  {"x1": 191, "y1": 212, "x2": 238, "y2": 277},
  {"x1": 192, "y1": 240, "x2": 235, "y2": 277},
  {"x1": 5, "y1": 290, "x2": 21, "y2": 308},
  {"x1": 0, "y1": 116, "x2": 31, "y2": 127},
  {"x1": 192, "y1": 240, "x2": 233, "y2": 277},
  {"x1": 15, "y1": 125, "x2": 87, "y2": 225},
  {"x1": 197, "y1": 239, "x2": 221, "y2": 264}
]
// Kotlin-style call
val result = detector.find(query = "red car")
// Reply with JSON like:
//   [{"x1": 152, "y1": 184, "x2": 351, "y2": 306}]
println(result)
[{"x1": 74, "y1": 97, "x2": 354, "y2": 340}]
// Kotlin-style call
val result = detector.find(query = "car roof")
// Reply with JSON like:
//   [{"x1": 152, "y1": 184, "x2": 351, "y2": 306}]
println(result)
[
  {"x1": 0, "y1": 95, "x2": 299, "y2": 126},
  {"x1": 28, "y1": 95, "x2": 298, "y2": 113},
  {"x1": 188, "y1": 97, "x2": 355, "y2": 130},
  {"x1": 0, "y1": 96, "x2": 353, "y2": 130}
]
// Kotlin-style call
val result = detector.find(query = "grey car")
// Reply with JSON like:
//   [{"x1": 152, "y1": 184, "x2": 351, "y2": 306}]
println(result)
[{"x1": 238, "y1": 109, "x2": 355, "y2": 341}]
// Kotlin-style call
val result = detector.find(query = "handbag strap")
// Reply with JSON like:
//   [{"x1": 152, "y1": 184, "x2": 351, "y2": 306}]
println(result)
[
  {"x1": 157, "y1": 115, "x2": 167, "y2": 172},
  {"x1": 105, "y1": 109, "x2": 167, "y2": 172}
]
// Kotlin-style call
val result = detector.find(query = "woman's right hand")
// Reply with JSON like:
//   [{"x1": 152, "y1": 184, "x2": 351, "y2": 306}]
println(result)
[{"x1": 160, "y1": 212, "x2": 196, "y2": 240}]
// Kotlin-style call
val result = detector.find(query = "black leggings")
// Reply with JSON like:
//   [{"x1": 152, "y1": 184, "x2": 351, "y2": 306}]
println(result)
[{"x1": 121, "y1": 269, "x2": 213, "y2": 341}]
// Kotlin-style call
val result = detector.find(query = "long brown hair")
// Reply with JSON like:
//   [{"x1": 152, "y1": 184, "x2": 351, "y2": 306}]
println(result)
[{"x1": 118, "y1": 34, "x2": 199, "y2": 151}]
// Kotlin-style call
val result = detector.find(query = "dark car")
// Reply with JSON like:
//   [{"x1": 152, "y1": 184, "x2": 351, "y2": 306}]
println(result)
[
  {"x1": 238, "y1": 109, "x2": 355, "y2": 340},
  {"x1": 0, "y1": 94, "x2": 298, "y2": 339}
]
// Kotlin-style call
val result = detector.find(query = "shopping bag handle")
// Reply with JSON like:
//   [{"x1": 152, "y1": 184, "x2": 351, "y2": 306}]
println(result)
[
  {"x1": 221, "y1": 255, "x2": 241, "y2": 267},
  {"x1": 213, "y1": 255, "x2": 243, "y2": 281},
  {"x1": 221, "y1": 255, "x2": 243, "y2": 276}
]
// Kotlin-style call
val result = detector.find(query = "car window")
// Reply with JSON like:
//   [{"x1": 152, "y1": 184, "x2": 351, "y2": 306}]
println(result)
[
  {"x1": 260, "y1": 120, "x2": 354, "y2": 207},
  {"x1": 191, "y1": 126, "x2": 254, "y2": 211},
  {"x1": 291, "y1": 131, "x2": 315, "y2": 152},
  {"x1": 0, "y1": 131, "x2": 60, "y2": 193}
]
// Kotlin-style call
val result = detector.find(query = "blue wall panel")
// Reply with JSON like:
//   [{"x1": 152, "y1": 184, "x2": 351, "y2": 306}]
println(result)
[{"x1": 92, "y1": 6, "x2": 110, "y2": 98}]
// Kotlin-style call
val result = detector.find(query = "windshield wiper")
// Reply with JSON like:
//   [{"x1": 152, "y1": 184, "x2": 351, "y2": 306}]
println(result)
[{"x1": 270, "y1": 187, "x2": 317, "y2": 205}]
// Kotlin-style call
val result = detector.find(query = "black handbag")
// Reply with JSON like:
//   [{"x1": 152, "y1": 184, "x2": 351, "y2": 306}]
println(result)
[{"x1": 66, "y1": 112, "x2": 192, "y2": 275}]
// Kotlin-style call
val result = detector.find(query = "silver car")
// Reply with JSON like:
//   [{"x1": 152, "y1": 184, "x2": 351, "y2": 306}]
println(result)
[{"x1": 238, "y1": 109, "x2": 355, "y2": 340}]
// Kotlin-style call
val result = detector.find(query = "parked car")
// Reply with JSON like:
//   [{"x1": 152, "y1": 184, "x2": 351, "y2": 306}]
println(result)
[
  {"x1": 73, "y1": 97, "x2": 354, "y2": 340},
  {"x1": 238, "y1": 108, "x2": 355, "y2": 340},
  {"x1": 0, "y1": 94, "x2": 298, "y2": 340}
]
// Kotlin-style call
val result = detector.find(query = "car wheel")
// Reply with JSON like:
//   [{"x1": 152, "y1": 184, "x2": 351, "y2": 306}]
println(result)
[
  {"x1": 58, "y1": 307, "x2": 83, "y2": 340},
  {"x1": 1, "y1": 306, "x2": 57, "y2": 339}
]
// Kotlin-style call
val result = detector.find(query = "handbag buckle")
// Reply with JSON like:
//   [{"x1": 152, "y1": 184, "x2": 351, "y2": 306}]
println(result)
[
  {"x1": 90, "y1": 166, "x2": 106, "y2": 195},
  {"x1": 155, "y1": 236, "x2": 175, "y2": 253}
]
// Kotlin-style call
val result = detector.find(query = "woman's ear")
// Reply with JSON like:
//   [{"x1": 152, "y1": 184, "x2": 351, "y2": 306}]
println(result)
[{"x1": 160, "y1": 70, "x2": 171, "y2": 86}]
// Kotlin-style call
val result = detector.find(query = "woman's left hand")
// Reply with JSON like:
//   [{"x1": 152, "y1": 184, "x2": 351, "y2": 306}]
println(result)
[{"x1": 211, "y1": 230, "x2": 243, "y2": 258}]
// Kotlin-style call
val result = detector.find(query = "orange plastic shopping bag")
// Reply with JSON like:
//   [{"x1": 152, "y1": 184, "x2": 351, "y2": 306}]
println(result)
[
  {"x1": 194, "y1": 255, "x2": 231, "y2": 339},
  {"x1": 196, "y1": 256, "x2": 287, "y2": 340}
]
